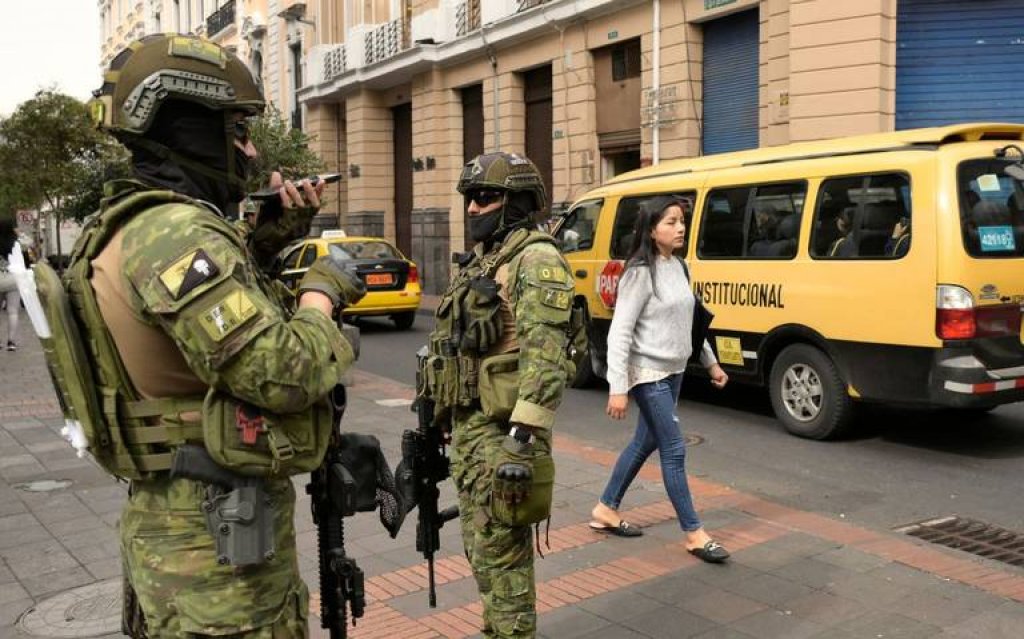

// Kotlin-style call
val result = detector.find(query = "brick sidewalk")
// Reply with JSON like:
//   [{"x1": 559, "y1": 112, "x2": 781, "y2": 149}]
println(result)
[{"x1": 2, "y1": 307, "x2": 1023, "y2": 638}]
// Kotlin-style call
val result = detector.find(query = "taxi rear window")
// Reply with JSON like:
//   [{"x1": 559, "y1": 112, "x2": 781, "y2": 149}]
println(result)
[
  {"x1": 958, "y1": 159, "x2": 1024, "y2": 258},
  {"x1": 329, "y1": 241, "x2": 400, "y2": 260}
]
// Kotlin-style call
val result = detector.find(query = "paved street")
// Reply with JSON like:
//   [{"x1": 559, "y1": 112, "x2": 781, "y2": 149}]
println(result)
[{"x1": 2, "y1": 304, "x2": 1024, "y2": 639}]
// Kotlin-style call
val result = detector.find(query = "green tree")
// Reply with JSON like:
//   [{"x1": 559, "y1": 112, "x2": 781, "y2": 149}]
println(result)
[
  {"x1": 0, "y1": 89, "x2": 107, "y2": 261},
  {"x1": 62, "y1": 140, "x2": 132, "y2": 223},
  {"x1": 247, "y1": 104, "x2": 325, "y2": 191}
]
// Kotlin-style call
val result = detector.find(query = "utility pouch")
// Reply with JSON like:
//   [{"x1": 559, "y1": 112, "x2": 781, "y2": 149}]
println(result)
[
  {"x1": 202, "y1": 483, "x2": 276, "y2": 566},
  {"x1": 490, "y1": 454, "x2": 555, "y2": 527},
  {"x1": 201, "y1": 389, "x2": 332, "y2": 477},
  {"x1": 478, "y1": 352, "x2": 519, "y2": 421}
]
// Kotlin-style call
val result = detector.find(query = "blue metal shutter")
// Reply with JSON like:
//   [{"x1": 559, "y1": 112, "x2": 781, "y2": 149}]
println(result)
[
  {"x1": 897, "y1": 0, "x2": 1024, "y2": 129},
  {"x1": 702, "y1": 9, "x2": 760, "y2": 155}
]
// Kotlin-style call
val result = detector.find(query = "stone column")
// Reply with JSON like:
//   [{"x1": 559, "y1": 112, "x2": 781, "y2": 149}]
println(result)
[{"x1": 345, "y1": 89, "x2": 391, "y2": 238}]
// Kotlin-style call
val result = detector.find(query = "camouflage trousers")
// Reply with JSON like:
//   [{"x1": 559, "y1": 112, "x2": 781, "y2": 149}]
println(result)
[
  {"x1": 120, "y1": 475, "x2": 308, "y2": 638},
  {"x1": 451, "y1": 409, "x2": 550, "y2": 639}
]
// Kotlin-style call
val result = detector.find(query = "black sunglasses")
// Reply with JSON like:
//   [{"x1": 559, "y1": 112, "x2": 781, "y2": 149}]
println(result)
[{"x1": 466, "y1": 189, "x2": 504, "y2": 206}]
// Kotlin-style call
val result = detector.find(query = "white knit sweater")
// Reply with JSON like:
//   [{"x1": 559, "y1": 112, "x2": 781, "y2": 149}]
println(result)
[{"x1": 605, "y1": 256, "x2": 716, "y2": 395}]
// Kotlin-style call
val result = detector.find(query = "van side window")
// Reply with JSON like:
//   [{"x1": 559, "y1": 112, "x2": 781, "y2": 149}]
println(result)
[
  {"x1": 811, "y1": 173, "x2": 911, "y2": 260},
  {"x1": 957, "y1": 159, "x2": 1024, "y2": 258},
  {"x1": 610, "y1": 193, "x2": 696, "y2": 259},
  {"x1": 697, "y1": 182, "x2": 806, "y2": 259},
  {"x1": 556, "y1": 198, "x2": 603, "y2": 253}
]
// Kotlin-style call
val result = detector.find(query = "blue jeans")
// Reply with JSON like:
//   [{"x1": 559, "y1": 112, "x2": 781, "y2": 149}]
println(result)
[{"x1": 599, "y1": 373, "x2": 702, "y2": 532}]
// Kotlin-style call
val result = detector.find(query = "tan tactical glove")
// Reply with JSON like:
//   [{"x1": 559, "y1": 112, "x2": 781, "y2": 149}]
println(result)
[{"x1": 298, "y1": 256, "x2": 367, "y2": 310}]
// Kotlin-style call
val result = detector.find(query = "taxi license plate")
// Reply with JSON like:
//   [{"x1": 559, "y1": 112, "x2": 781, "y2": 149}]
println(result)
[{"x1": 366, "y1": 273, "x2": 393, "y2": 286}]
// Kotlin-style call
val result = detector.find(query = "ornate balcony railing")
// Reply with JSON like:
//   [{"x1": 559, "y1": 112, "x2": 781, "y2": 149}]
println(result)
[
  {"x1": 516, "y1": 0, "x2": 550, "y2": 12},
  {"x1": 456, "y1": 0, "x2": 481, "y2": 37},
  {"x1": 207, "y1": 0, "x2": 236, "y2": 37},
  {"x1": 323, "y1": 44, "x2": 347, "y2": 82},
  {"x1": 364, "y1": 18, "x2": 408, "y2": 66}
]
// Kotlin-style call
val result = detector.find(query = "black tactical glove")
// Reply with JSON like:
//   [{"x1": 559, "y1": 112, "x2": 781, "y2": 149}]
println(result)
[
  {"x1": 460, "y1": 275, "x2": 503, "y2": 355},
  {"x1": 250, "y1": 198, "x2": 318, "y2": 269},
  {"x1": 299, "y1": 256, "x2": 367, "y2": 310},
  {"x1": 493, "y1": 430, "x2": 534, "y2": 507}
]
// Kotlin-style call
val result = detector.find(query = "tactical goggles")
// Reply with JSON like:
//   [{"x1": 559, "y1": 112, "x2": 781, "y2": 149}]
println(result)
[
  {"x1": 233, "y1": 116, "x2": 252, "y2": 144},
  {"x1": 466, "y1": 189, "x2": 504, "y2": 206}
]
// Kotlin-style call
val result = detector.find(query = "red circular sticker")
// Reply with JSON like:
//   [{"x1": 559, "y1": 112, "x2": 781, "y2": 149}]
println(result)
[{"x1": 598, "y1": 260, "x2": 624, "y2": 308}]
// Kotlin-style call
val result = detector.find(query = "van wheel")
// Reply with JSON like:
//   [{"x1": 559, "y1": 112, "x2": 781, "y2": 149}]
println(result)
[
  {"x1": 392, "y1": 311, "x2": 416, "y2": 330},
  {"x1": 570, "y1": 345, "x2": 598, "y2": 389},
  {"x1": 769, "y1": 344, "x2": 853, "y2": 440}
]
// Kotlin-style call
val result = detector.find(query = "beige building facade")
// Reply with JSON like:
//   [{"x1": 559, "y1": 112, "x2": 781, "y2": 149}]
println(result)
[
  {"x1": 98, "y1": 1, "x2": 1024, "y2": 294},
  {"x1": 296, "y1": 0, "x2": 911, "y2": 294}
]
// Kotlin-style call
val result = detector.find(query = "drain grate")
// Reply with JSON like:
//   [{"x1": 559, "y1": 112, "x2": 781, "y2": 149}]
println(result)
[{"x1": 895, "y1": 516, "x2": 1024, "y2": 567}]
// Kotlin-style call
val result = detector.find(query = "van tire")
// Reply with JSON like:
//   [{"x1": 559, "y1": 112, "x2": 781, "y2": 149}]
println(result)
[
  {"x1": 769, "y1": 344, "x2": 853, "y2": 440},
  {"x1": 392, "y1": 311, "x2": 416, "y2": 330},
  {"x1": 570, "y1": 345, "x2": 598, "y2": 389}
]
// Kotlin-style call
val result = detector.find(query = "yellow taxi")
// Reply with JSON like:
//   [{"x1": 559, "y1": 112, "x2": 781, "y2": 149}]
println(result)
[{"x1": 278, "y1": 230, "x2": 422, "y2": 329}]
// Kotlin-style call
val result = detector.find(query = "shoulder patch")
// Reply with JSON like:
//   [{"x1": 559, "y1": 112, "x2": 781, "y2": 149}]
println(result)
[
  {"x1": 197, "y1": 289, "x2": 259, "y2": 342},
  {"x1": 159, "y1": 249, "x2": 221, "y2": 300},
  {"x1": 537, "y1": 265, "x2": 568, "y2": 283},
  {"x1": 542, "y1": 288, "x2": 572, "y2": 310}
]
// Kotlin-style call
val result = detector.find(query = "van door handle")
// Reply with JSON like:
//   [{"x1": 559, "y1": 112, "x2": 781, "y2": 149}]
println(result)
[{"x1": 575, "y1": 269, "x2": 588, "y2": 279}]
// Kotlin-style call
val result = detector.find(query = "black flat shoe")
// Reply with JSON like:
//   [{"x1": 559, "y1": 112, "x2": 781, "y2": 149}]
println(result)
[
  {"x1": 589, "y1": 520, "x2": 643, "y2": 537},
  {"x1": 688, "y1": 540, "x2": 730, "y2": 563}
]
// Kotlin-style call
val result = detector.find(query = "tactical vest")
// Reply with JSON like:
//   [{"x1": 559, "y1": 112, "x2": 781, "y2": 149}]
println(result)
[
  {"x1": 421, "y1": 229, "x2": 586, "y2": 416},
  {"x1": 36, "y1": 188, "x2": 330, "y2": 481}
]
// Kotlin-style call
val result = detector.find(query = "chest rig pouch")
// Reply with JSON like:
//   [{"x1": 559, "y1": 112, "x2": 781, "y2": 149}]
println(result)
[{"x1": 421, "y1": 230, "x2": 559, "y2": 419}]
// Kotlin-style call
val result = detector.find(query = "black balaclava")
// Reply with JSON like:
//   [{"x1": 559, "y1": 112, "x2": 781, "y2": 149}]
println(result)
[
  {"x1": 470, "y1": 191, "x2": 536, "y2": 245},
  {"x1": 126, "y1": 100, "x2": 249, "y2": 215}
]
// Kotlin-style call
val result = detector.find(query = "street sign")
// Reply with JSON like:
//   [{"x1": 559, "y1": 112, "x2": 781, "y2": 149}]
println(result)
[{"x1": 598, "y1": 260, "x2": 624, "y2": 309}]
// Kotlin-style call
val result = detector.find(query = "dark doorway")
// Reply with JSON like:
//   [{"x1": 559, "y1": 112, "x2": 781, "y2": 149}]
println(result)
[
  {"x1": 524, "y1": 65, "x2": 553, "y2": 208},
  {"x1": 461, "y1": 84, "x2": 484, "y2": 249},
  {"x1": 393, "y1": 102, "x2": 413, "y2": 256}
]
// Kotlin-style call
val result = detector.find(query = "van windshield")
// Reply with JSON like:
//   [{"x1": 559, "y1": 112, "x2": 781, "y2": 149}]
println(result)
[{"x1": 958, "y1": 159, "x2": 1024, "y2": 258}]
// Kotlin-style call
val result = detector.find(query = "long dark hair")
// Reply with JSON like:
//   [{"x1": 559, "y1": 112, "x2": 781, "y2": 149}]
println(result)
[
  {"x1": 624, "y1": 195, "x2": 687, "y2": 296},
  {"x1": 0, "y1": 215, "x2": 16, "y2": 259}
]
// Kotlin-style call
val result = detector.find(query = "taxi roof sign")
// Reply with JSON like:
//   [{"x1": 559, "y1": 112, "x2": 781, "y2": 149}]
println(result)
[{"x1": 321, "y1": 230, "x2": 347, "y2": 239}]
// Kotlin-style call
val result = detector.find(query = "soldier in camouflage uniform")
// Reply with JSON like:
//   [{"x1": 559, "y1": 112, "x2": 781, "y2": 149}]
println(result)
[
  {"x1": 82, "y1": 36, "x2": 365, "y2": 637},
  {"x1": 424, "y1": 153, "x2": 575, "y2": 638}
]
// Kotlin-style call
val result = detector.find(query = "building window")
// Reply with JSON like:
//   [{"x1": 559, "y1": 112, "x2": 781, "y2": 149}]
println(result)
[{"x1": 611, "y1": 40, "x2": 641, "y2": 82}]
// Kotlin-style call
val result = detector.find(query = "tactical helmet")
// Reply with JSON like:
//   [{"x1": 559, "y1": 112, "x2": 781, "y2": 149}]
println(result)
[
  {"x1": 457, "y1": 152, "x2": 548, "y2": 219},
  {"x1": 90, "y1": 34, "x2": 265, "y2": 136}
]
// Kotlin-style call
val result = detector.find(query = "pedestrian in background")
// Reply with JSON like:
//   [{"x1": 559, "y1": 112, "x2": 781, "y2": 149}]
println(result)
[
  {"x1": 0, "y1": 215, "x2": 24, "y2": 351},
  {"x1": 590, "y1": 195, "x2": 732, "y2": 563}
]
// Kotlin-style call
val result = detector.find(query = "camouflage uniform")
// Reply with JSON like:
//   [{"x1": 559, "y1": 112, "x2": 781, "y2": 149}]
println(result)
[
  {"x1": 429, "y1": 153, "x2": 574, "y2": 638},
  {"x1": 91, "y1": 182, "x2": 352, "y2": 637},
  {"x1": 77, "y1": 35, "x2": 357, "y2": 638}
]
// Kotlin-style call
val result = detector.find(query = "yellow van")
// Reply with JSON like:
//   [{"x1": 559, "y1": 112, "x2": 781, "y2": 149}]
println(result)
[{"x1": 554, "y1": 123, "x2": 1024, "y2": 439}]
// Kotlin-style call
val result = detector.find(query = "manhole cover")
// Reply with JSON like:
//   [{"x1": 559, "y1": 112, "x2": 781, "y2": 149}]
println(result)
[
  {"x1": 14, "y1": 479, "x2": 73, "y2": 493},
  {"x1": 896, "y1": 516, "x2": 1024, "y2": 567},
  {"x1": 18, "y1": 579, "x2": 121, "y2": 638}
]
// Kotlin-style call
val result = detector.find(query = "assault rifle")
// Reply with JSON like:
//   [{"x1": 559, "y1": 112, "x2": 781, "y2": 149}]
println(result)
[
  {"x1": 400, "y1": 349, "x2": 459, "y2": 607},
  {"x1": 307, "y1": 386, "x2": 366, "y2": 639}
]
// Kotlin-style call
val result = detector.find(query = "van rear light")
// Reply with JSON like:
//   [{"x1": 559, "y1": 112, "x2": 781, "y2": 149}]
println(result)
[
  {"x1": 408, "y1": 263, "x2": 419, "y2": 284},
  {"x1": 975, "y1": 303, "x2": 1022, "y2": 338},
  {"x1": 936, "y1": 285, "x2": 976, "y2": 340}
]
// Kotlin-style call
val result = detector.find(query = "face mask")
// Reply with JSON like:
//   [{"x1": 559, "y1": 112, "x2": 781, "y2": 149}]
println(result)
[
  {"x1": 470, "y1": 207, "x2": 503, "y2": 242},
  {"x1": 228, "y1": 146, "x2": 251, "y2": 203}
]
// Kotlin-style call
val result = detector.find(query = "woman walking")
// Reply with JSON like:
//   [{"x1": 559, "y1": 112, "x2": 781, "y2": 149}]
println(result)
[
  {"x1": 0, "y1": 216, "x2": 24, "y2": 351},
  {"x1": 590, "y1": 196, "x2": 731, "y2": 563}
]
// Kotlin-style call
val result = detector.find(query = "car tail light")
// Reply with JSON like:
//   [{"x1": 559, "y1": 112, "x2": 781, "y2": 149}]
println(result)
[
  {"x1": 408, "y1": 263, "x2": 419, "y2": 284},
  {"x1": 935, "y1": 285, "x2": 1022, "y2": 339},
  {"x1": 936, "y1": 285, "x2": 975, "y2": 340}
]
